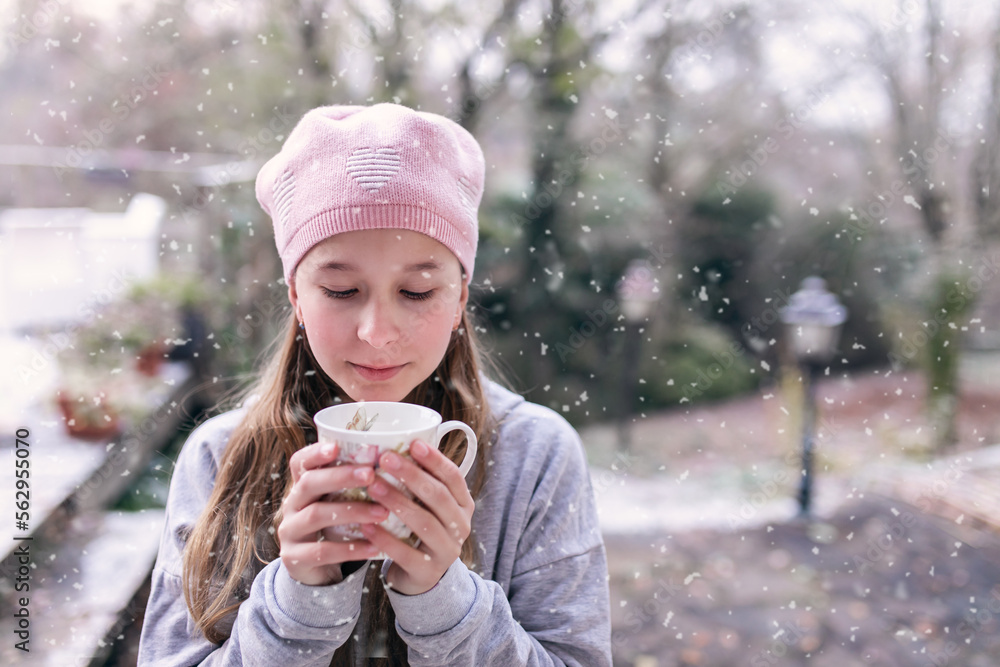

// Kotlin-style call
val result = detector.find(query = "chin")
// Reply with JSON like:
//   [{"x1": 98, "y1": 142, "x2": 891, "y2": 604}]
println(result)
[{"x1": 342, "y1": 382, "x2": 412, "y2": 403}]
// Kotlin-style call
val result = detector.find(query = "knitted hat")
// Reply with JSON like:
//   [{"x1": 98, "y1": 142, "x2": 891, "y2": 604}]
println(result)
[{"x1": 255, "y1": 103, "x2": 485, "y2": 286}]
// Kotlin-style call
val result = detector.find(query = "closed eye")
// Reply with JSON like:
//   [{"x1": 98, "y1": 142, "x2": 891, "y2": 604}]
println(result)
[
  {"x1": 320, "y1": 287, "x2": 434, "y2": 301},
  {"x1": 320, "y1": 287, "x2": 356, "y2": 299},
  {"x1": 402, "y1": 290, "x2": 434, "y2": 301}
]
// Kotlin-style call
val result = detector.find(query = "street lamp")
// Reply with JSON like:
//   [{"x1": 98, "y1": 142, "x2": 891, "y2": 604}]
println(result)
[
  {"x1": 615, "y1": 260, "x2": 661, "y2": 451},
  {"x1": 779, "y1": 276, "x2": 847, "y2": 516}
]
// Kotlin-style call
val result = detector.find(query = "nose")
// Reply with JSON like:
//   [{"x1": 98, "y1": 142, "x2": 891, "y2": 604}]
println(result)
[{"x1": 357, "y1": 296, "x2": 401, "y2": 350}]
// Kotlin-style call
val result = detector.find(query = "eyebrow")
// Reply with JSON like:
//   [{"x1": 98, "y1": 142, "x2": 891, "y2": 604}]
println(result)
[{"x1": 316, "y1": 260, "x2": 444, "y2": 273}]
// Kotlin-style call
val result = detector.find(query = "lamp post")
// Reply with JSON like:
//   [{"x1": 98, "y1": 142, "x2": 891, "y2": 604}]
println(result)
[
  {"x1": 779, "y1": 276, "x2": 847, "y2": 516},
  {"x1": 615, "y1": 260, "x2": 660, "y2": 451}
]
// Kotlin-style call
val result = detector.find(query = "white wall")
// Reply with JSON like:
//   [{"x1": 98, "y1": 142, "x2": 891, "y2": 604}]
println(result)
[{"x1": 0, "y1": 193, "x2": 165, "y2": 332}]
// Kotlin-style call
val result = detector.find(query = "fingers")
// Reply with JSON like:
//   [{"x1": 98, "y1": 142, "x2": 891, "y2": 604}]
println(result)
[
  {"x1": 367, "y1": 473, "x2": 471, "y2": 556},
  {"x1": 379, "y1": 443, "x2": 474, "y2": 522},
  {"x1": 281, "y1": 442, "x2": 387, "y2": 586},
  {"x1": 359, "y1": 520, "x2": 457, "y2": 597},
  {"x1": 359, "y1": 521, "x2": 426, "y2": 567},
  {"x1": 280, "y1": 539, "x2": 381, "y2": 569},
  {"x1": 394, "y1": 440, "x2": 475, "y2": 511},
  {"x1": 284, "y1": 463, "x2": 376, "y2": 513},
  {"x1": 368, "y1": 476, "x2": 454, "y2": 550},
  {"x1": 278, "y1": 500, "x2": 389, "y2": 542},
  {"x1": 288, "y1": 441, "x2": 339, "y2": 483}
]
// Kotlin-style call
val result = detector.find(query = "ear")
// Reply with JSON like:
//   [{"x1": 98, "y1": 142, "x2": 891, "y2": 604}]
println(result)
[
  {"x1": 455, "y1": 280, "x2": 469, "y2": 329},
  {"x1": 287, "y1": 277, "x2": 301, "y2": 322}
]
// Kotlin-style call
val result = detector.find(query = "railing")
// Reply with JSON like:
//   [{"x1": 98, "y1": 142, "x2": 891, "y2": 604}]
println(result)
[{"x1": 0, "y1": 360, "x2": 205, "y2": 666}]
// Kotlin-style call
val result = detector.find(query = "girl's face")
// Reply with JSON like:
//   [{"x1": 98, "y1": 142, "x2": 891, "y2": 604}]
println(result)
[{"x1": 288, "y1": 229, "x2": 469, "y2": 402}]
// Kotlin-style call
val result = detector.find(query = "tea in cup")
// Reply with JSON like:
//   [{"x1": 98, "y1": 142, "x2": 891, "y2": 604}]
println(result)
[{"x1": 312, "y1": 401, "x2": 477, "y2": 551}]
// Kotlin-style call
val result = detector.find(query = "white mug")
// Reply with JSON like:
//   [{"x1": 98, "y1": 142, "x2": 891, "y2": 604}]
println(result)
[{"x1": 313, "y1": 401, "x2": 477, "y2": 551}]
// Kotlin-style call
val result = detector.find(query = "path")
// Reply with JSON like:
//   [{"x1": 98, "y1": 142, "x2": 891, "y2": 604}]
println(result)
[{"x1": 581, "y1": 360, "x2": 1000, "y2": 666}]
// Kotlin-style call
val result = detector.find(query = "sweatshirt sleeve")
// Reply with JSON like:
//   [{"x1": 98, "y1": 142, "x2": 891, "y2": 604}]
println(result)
[
  {"x1": 381, "y1": 409, "x2": 613, "y2": 666},
  {"x1": 137, "y1": 413, "x2": 371, "y2": 666}
]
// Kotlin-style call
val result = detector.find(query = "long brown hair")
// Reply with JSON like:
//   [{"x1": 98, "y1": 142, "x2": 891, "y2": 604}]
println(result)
[{"x1": 182, "y1": 296, "x2": 505, "y2": 664}]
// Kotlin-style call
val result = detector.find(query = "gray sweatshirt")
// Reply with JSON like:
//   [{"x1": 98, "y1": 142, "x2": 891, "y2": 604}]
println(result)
[{"x1": 137, "y1": 379, "x2": 612, "y2": 666}]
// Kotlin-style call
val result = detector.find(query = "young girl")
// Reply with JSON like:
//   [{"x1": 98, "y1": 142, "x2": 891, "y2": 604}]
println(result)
[{"x1": 137, "y1": 103, "x2": 612, "y2": 666}]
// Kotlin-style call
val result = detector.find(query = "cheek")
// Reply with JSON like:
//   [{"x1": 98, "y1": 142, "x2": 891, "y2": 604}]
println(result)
[
  {"x1": 413, "y1": 300, "x2": 457, "y2": 333},
  {"x1": 307, "y1": 315, "x2": 350, "y2": 351}
]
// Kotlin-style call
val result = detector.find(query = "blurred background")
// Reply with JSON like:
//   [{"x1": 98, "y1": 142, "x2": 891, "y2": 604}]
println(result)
[{"x1": 1, "y1": 0, "x2": 1000, "y2": 665}]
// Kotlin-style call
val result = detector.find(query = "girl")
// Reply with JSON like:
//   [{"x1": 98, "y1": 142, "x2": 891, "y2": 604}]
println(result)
[{"x1": 137, "y1": 103, "x2": 612, "y2": 666}]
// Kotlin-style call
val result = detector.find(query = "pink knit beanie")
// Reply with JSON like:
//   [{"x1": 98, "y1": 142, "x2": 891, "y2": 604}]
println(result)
[{"x1": 255, "y1": 103, "x2": 484, "y2": 286}]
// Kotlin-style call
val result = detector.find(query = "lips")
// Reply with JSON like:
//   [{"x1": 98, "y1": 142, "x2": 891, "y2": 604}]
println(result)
[{"x1": 350, "y1": 362, "x2": 405, "y2": 381}]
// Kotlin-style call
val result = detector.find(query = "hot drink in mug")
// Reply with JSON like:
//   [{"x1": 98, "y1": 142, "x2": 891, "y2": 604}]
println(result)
[{"x1": 312, "y1": 401, "x2": 477, "y2": 553}]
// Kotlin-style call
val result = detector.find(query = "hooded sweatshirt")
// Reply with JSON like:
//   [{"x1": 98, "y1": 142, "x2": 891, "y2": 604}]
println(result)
[{"x1": 137, "y1": 378, "x2": 612, "y2": 666}]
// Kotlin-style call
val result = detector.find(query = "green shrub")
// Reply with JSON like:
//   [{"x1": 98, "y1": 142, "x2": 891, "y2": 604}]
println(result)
[{"x1": 642, "y1": 322, "x2": 761, "y2": 408}]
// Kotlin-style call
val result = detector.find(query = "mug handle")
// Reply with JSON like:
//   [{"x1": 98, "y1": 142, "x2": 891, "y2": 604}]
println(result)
[{"x1": 433, "y1": 421, "x2": 478, "y2": 478}]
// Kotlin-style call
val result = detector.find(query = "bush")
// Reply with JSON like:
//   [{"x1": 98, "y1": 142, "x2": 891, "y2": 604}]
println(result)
[{"x1": 642, "y1": 322, "x2": 761, "y2": 408}]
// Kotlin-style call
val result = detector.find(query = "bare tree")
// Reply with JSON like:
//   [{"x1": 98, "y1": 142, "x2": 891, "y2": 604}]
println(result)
[
  {"x1": 973, "y1": 12, "x2": 1000, "y2": 239},
  {"x1": 835, "y1": 0, "x2": 997, "y2": 448}
]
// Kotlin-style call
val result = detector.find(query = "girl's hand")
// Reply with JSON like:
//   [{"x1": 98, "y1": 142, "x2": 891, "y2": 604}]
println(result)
[
  {"x1": 359, "y1": 439, "x2": 474, "y2": 596},
  {"x1": 278, "y1": 441, "x2": 388, "y2": 586}
]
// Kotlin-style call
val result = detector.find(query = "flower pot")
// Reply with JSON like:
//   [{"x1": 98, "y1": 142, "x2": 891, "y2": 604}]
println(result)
[
  {"x1": 136, "y1": 343, "x2": 167, "y2": 377},
  {"x1": 56, "y1": 390, "x2": 122, "y2": 441}
]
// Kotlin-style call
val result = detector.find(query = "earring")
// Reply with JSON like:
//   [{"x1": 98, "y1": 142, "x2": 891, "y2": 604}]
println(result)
[{"x1": 299, "y1": 321, "x2": 305, "y2": 330}]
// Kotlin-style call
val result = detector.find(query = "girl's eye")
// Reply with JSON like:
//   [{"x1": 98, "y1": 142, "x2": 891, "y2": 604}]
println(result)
[
  {"x1": 320, "y1": 287, "x2": 433, "y2": 301},
  {"x1": 320, "y1": 287, "x2": 356, "y2": 299}
]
